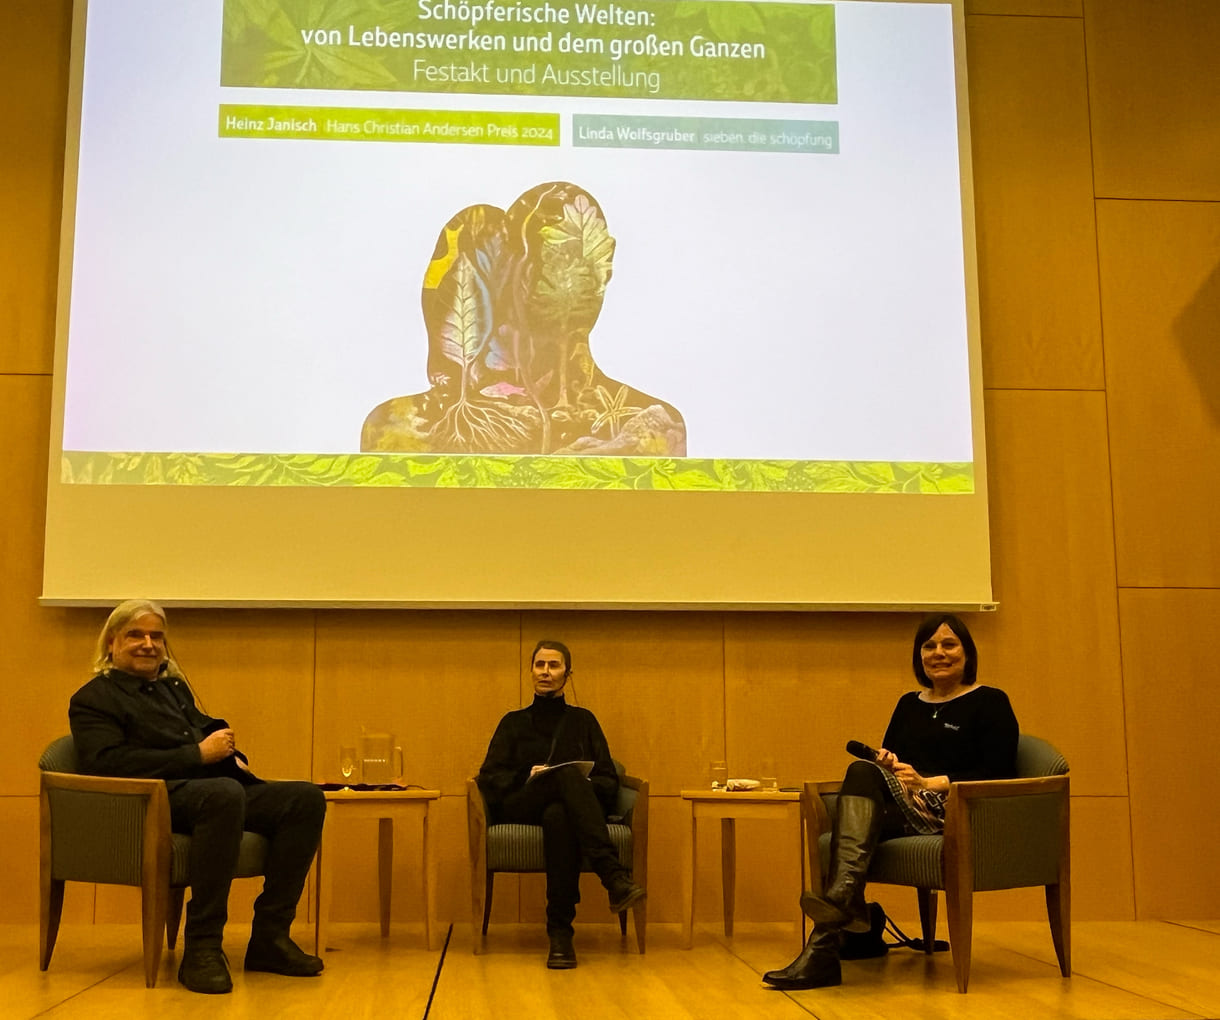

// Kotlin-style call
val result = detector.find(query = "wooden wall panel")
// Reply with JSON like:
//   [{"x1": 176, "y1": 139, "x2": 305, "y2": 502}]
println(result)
[
  {"x1": 867, "y1": 795, "x2": 1133, "y2": 925},
  {"x1": 0, "y1": 798, "x2": 61, "y2": 924},
  {"x1": 0, "y1": 0, "x2": 70, "y2": 375},
  {"x1": 646, "y1": 794, "x2": 754, "y2": 924},
  {"x1": 165, "y1": 609, "x2": 317, "y2": 778},
  {"x1": 1085, "y1": 0, "x2": 1220, "y2": 200},
  {"x1": 0, "y1": 377, "x2": 101, "y2": 797},
  {"x1": 982, "y1": 390, "x2": 1126, "y2": 796},
  {"x1": 1119, "y1": 589, "x2": 1220, "y2": 918},
  {"x1": 430, "y1": 795, "x2": 470, "y2": 924},
  {"x1": 1069, "y1": 796, "x2": 1135, "y2": 921},
  {"x1": 520, "y1": 611, "x2": 727, "y2": 796},
  {"x1": 967, "y1": 13, "x2": 1102, "y2": 389},
  {"x1": 968, "y1": 1, "x2": 1081, "y2": 15},
  {"x1": 724, "y1": 612, "x2": 917, "y2": 790},
  {"x1": 1098, "y1": 200, "x2": 1220, "y2": 588},
  {"x1": 314, "y1": 610, "x2": 520, "y2": 795},
  {"x1": 326, "y1": 793, "x2": 468, "y2": 928}
]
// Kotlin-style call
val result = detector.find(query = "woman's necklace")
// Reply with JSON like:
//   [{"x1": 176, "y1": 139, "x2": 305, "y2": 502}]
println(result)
[{"x1": 929, "y1": 685, "x2": 965, "y2": 719}]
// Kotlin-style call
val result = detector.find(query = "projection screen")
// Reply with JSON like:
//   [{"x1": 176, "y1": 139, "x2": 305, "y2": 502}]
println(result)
[{"x1": 43, "y1": 0, "x2": 993, "y2": 609}]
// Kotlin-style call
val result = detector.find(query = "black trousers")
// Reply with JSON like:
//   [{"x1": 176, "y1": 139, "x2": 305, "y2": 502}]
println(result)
[
  {"x1": 500, "y1": 768, "x2": 627, "y2": 935},
  {"x1": 168, "y1": 777, "x2": 326, "y2": 949}
]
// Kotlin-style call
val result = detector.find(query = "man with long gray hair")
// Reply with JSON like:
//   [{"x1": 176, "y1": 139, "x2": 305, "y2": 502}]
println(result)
[{"x1": 69, "y1": 599, "x2": 326, "y2": 994}]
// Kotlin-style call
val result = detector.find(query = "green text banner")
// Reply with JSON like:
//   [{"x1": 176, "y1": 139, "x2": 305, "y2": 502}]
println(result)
[{"x1": 221, "y1": 0, "x2": 838, "y2": 104}]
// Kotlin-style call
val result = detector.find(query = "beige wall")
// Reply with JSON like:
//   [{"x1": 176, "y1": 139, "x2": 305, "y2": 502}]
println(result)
[{"x1": 3, "y1": 0, "x2": 1217, "y2": 928}]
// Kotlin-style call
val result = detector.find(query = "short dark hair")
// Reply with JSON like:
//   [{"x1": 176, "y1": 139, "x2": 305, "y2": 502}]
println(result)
[
  {"x1": 911, "y1": 613, "x2": 978, "y2": 687},
  {"x1": 531, "y1": 640, "x2": 571, "y2": 676}
]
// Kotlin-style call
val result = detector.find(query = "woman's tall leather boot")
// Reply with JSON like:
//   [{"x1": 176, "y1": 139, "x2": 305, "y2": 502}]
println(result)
[
  {"x1": 762, "y1": 925, "x2": 842, "y2": 990},
  {"x1": 799, "y1": 795, "x2": 880, "y2": 933}
]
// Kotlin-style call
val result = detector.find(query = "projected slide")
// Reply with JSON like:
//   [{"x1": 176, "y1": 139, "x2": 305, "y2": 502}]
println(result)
[{"x1": 60, "y1": 0, "x2": 974, "y2": 494}]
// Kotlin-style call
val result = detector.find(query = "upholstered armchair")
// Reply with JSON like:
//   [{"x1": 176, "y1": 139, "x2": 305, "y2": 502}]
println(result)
[
  {"x1": 467, "y1": 762, "x2": 648, "y2": 953},
  {"x1": 38, "y1": 735, "x2": 269, "y2": 987},
  {"x1": 804, "y1": 733, "x2": 1070, "y2": 992}
]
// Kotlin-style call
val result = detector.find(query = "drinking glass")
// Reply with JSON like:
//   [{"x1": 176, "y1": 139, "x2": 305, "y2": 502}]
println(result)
[
  {"x1": 709, "y1": 760, "x2": 728, "y2": 790},
  {"x1": 339, "y1": 745, "x2": 358, "y2": 785},
  {"x1": 760, "y1": 757, "x2": 778, "y2": 791}
]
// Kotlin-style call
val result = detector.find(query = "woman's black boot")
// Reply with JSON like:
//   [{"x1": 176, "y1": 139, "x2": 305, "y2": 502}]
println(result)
[
  {"x1": 762, "y1": 926, "x2": 842, "y2": 990},
  {"x1": 800, "y1": 795, "x2": 880, "y2": 933}
]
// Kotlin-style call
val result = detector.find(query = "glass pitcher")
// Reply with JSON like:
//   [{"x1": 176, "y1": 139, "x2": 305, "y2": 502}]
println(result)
[{"x1": 360, "y1": 731, "x2": 403, "y2": 786}]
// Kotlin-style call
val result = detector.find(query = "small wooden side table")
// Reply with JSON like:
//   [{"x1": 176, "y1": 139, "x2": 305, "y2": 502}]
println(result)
[
  {"x1": 679, "y1": 788, "x2": 807, "y2": 949},
  {"x1": 313, "y1": 788, "x2": 442, "y2": 954}
]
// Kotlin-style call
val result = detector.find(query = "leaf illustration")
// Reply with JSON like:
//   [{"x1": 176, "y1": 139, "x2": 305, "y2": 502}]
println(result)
[
  {"x1": 438, "y1": 255, "x2": 484, "y2": 369},
  {"x1": 540, "y1": 195, "x2": 615, "y2": 287}
]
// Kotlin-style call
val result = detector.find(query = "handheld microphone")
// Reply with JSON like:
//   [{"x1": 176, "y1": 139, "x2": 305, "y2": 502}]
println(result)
[{"x1": 845, "y1": 740, "x2": 879, "y2": 762}]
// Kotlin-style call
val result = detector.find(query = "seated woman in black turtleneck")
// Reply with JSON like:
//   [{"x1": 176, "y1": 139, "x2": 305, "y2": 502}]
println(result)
[{"x1": 476, "y1": 640, "x2": 645, "y2": 969}]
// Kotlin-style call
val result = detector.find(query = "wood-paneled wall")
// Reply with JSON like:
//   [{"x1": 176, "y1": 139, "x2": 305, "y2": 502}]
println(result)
[{"x1": 3, "y1": 0, "x2": 1217, "y2": 927}]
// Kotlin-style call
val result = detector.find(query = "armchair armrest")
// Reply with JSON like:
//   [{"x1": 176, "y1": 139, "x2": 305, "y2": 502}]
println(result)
[
  {"x1": 616, "y1": 773, "x2": 646, "y2": 823},
  {"x1": 944, "y1": 774, "x2": 1070, "y2": 893},
  {"x1": 42, "y1": 771, "x2": 168, "y2": 798},
  {"x1": 950, "y1": 774, "x2": 1070, "y2": 802},
  {"x1": 40, "y1": 770, "x2": 172, "y2": 888},
  {"x1": 619, "y1": 775, "x2": 648, "y2": 883},
  {"x1": 466, "y1": 778, "x2": 488, "y2": 872},
  {"x1": 802, "y1": 781, "x2": 843, "y2": 895}
]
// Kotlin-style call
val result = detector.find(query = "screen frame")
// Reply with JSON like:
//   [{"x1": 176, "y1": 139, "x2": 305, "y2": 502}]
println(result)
[{"x1": 42, "y1": 0, "x2": 993, "y2": 611}]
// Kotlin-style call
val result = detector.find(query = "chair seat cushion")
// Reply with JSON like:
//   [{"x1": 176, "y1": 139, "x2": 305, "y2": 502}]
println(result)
[
  {"x1": 487, "y1": 823, "x2": 633, "y2": 872},
  {"x1": 171, "y1": 832, "x2": 270, "y2": 886},
  {"x1": 819, "y1": 832, "x2": 945, "y2": 890}
]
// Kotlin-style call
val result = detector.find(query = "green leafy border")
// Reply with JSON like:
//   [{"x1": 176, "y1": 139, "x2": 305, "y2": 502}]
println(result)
[{"x1": 62, "y1": 452, "x2": 973, "y2": 493}]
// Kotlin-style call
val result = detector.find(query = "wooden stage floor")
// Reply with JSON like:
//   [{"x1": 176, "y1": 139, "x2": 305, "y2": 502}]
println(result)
[{"x1": 6, "y1": 920, "x2": 1218, "y2": 1019}]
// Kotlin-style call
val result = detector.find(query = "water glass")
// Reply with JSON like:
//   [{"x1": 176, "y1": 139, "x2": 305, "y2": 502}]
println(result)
[
  {"x1": 760, "y1": 757, "x2": 778, "y2": 791},
  {"x1": 339, "y1": 745, "x2": 358, "y2": 784},
  {"x1": 709, "y1": 760, "x2": 728, "y2": 790}
]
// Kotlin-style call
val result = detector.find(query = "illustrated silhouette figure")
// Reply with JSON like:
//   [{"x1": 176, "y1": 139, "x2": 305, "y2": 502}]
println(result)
[{"x1": 361, "y1": 182, "x2": 685, "y2": 456}]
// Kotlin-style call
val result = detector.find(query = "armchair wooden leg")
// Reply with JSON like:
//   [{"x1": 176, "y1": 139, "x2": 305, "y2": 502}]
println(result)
[
  {"x1": 916, "y1": 888, "x2": 938, "y2": 954},
  {"x1": 482, "y1": 873, "x2": 494, "y2": 934},
  {"x1": 140, "y1": 881, "x2": 169, "y2": 988},
  {"x1": 377, "y1": 818, "x2": 394, "y2": 938},
  {"x1": 632, "y1": 900, "x2": 647, "y2": 954},
  {"x1": 945, "y1": 886, "x2": 973, "y2": 993},
  {"x1": 40, "y1": 876, "x2": 64, "y2": 971},
  {"x1": 471, "y1": 870, "x2": 486, "y2": 954},
  {"x1": 166, "y1": 887, "x2": 186, "y2": 951},
  {"x1": 470, "y1": 872, "x2": 494, "y2": 953},
  {"x1": 1046, "y1": 882, "x2": 1071, "y2": 977}
]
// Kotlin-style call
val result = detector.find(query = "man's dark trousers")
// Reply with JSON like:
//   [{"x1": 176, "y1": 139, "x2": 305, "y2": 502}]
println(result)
[{"x1": 168, "y1": 777, "x2": 326, "y2": 947}]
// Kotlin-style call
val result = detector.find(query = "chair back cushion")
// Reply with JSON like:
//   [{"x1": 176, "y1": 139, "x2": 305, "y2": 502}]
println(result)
[
  {"x1": 39, "y1": 736, "x2": 80, "y2": 774},
  {"x1": 1015, "y1": 734, "x2": 1069, "y2": 778},
  {"x1": 613, "y1": 783, "x2": 637, "y2": 825}
]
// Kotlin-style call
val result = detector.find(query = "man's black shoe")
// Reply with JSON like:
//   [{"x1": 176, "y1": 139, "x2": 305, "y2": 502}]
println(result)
[
  {"x1": 177, "y1": 947, "x2": 232, "y2": 994},
  {"x1": 244, "y1": 933, "x2": 324, "y2": 976},
  {"x1": 546, "y1": 932, "x2": 577, "y2": 969},
  {"x1": 608, "y1": 878, "x2": 646, "y2": 914}
]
